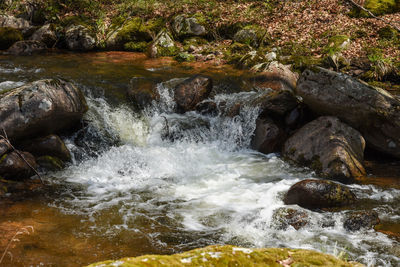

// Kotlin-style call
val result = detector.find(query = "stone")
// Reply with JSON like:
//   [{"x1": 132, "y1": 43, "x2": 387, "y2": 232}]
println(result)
[
  {"x1": 0, "y1": 139, "x2": 12, "y2": 157},
  {"x1": 65, "y1": 25, "x2": 95, "y2": 51},
  {"x1": 343, "y1": 211, "x2": 380, "y2": 231},
  {"x1": 284, "y1": 179, "x2": 357, "y2": 209},
  {"x1": 7, "y1": 40, "x2": 47, "y2": 55},
  {"x1": 30, "y1": 24, "x2": 57, "y2": 47},
  {"x1": 0, "y1": 15, "x2": 30, "y2": 32},
  {"x1": 147, "y1": 29, "x2": 177, "y2": 58},
  {"x1": 174, "y1": 75, "x2": 213, "y2": 112},
  {"x1": 251, "y1": 61, "x2": 299, "y2": 91},
  {"x1": 127, "y1": 77, "x2": 159, "y2": 109},
  {"x1": 273, "y1": 207, "x2": 310, "y2": 230},
  {"x1": 0, "y1": 79, "x2": 88, "y2": 142},
  {"x1": 0, "y1": 27, "x2": 23, "y2": 50},
  {"x1": 0, "y1": 151, "x2": 37, "y2": 180},
  {"x1": 251, "y1": 117, "x2": 286, "y2": 154},
  {"x1": 296, "y1": 67, "x2": 400, "y2": 159},
  {"x1": 172, "y1": 15, "x2": 206, "y2": 38},
  {"x1": 283, "y1": 116, "x2": 366, "y2": 182},
  {"x1": 19, "y1": 134, "x2": 71, "y2": 162},
  {"x1": 36, "y1": 155, "x2": 64, "y2": 171},
  {"x1": 234, "y1": 28, "x2": 258, "y2": 47}
]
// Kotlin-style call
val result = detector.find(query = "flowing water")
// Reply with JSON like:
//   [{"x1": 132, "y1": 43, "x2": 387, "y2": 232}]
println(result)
[{"x1": 0, "y1": 52, "x2": 399, "y2": 267}]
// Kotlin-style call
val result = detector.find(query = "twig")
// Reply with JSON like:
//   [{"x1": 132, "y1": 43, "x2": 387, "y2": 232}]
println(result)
[
  {"x1": 346, "y1": 0, "x2": 400, "y2": 32},
  {"x1": 0, "y1": 226, "x2": 34, "y2": 264},
  {"x1": 0, "y1": 129, "x2": 43, "y2": 184}
]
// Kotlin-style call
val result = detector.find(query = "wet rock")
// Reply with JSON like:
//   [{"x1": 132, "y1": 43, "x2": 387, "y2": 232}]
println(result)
[
  {"x1": 7, "y1": 40, "x2": 47, "y2": 55},
  {"x1": 65, "y1": 25, "x2": 95, "y2": 51},
  {"x1": 251, "y1": 117, "x2": 286, "y2": 154},
  {"x1": 283, "y1": 116, "x2": 366, "y2": 182},
  {"x1": 0, "y1": 79, "x2": 88, "y2": 142},
  {"x1": 172, "y1": 15, "x2": 206, "y2": 38},
  {"x1": 343, "y1": 211, "x2": 380, "y2": 231},
  {"x1": 284, "y1": 179, "x2": 356, "y2": 209},
  {"x1": 257, "y1": 90, "x2": 299, "y2": 117},
  {"x1": 0, "y1": 151, "x2": 37, "y2": 180},
  {"x1": 251, "y1": 61, "x2": 299, "y2": 92},
  {"x1": 234, "y1": 28, "x2": 258, "y2": 47},
  {"x1": 36, "y1": 155, "x2": 64, "y2": 171},
  {"x1": 0, "y1": 139, "x2": 12, "y2": 157},
  {"x1": 0, "y1": 27, "x2": 23, "y2": 50},
  {"x1": 19, "y1": 135, "x2": 71, "y2": 162},
  {"x1": 127, "y1": 77, "x2": 159, "y2": 109},
  {"x1": 273, "y1": 207, "x2": 309, "y2": 230},
  {"x1": 147, "y1": 30, "x2": 177, "y2": 58},
  {"x1": 296, "y1": 67, "x2": 400, "y2": 159},
  {"x1": 30, "y1": 24, "x2": 57, "y2": 47},
  {"x1": 174, "y1": 75, "x2": 213, "y2": 112}
]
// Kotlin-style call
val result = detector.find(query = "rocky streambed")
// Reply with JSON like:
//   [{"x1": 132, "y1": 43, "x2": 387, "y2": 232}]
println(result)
[{"x1": 0, "y1": 52, "x2": 399, "y2": 266}]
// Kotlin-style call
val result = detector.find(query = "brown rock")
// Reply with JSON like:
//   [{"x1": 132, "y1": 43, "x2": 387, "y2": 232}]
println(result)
[
  {"x1": 0, "y1": 151, "x2": 37, "y2": 180},
  {"x1": 251, "y1": 117, "x2": 286, "y2": 154},
  {"x1": 174, "y1": 75, "x2": 213, "y2": 112},
  {"x1": 251, "y1": 62, "x2": 299, "y2": 92},
  {"x1": 0, "y1": 139, "x2": 12, "y2": 157},
  {"x1": 343, "y1": 211, "x2": 380, "y2": 231},
  {"x1": 283, "y1": 116, "x2": 366, "y2": 182},
  {"x1": 284, "y1": 179, "x2": 356, "y2": 209},
  {"x1": 127, "y1": 77, "x2": 159, "y2": 109},
  {"x1": 7, "y1": 40, "x2": 46, "y2": 55},
  {"x1": 296, "y1": 67, "x2": 400, "y2": 158},
  {"x1": 19, "y1": 135, "x2": 71, "y2": 162}
]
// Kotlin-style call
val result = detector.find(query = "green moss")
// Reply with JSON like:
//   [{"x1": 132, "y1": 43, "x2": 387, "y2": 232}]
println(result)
[
  {"x1": 86, "y1": 245, "x2": 362, "y2": 267},
  {"x1": 116, "y1": 17, "x2": 164, "y2": 45},
  {"x1": 0, "y1": 27, "x2": 23, "y2": 50},
  {"x1": 0, "y1": 154, "x2": 7, "y2": 164},
  {"x1": 174, "y1": 52, "x2": 195, "y2": 62},
  {"x1": 350, "y1": 0, "x2": 400, "y2": 17},
  {"x1": 157, "y1": 45, "x2": 179, "y2": 57},
  {"x1": 323, "y1": 35, "x2": 350, "y2": 56},
  {"x1": 124, "y1": 41, "x2": 148, "y2": 52},
  {"x1": 378, "y1": 26, "x2": 398, "y2": 40},
  {"x1": 36, "y1": 156, "x2": 64, "y2": 171}
]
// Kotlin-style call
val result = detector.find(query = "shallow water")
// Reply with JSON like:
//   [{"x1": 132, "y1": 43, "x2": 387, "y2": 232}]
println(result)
[{"x1": 0, "y1": 52, "x2": 399, "y2": 267}]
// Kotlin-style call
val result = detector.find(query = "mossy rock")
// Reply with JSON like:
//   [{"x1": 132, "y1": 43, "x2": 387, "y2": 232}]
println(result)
[
  {"x1": 378, "y1": 26, "x2": 398, "y2": 40},
  {"x1": 0, "y1": 27, "x2": 23, "y2": 50},
  {"x1": 116, "y1": 17, "x2": 164, "y2": 45},
  {"x1": 36, "y1": 155, "x2": 64, "y2": 171},
  {"x1": 147, "y1": 30, "x2": 178, "y2": 58},
  {"x1": 350, "y1": 0, "x2": 400, "y2": 17},
  {"x1": 86, "y1": 245, "x2": 363, "y2": 267},
  {"x1": 124, "y1": 41, "x2": 148, "y2": 52},
  {"x1": 174, "y1": 52, "x2": 195, "y2": 62}
]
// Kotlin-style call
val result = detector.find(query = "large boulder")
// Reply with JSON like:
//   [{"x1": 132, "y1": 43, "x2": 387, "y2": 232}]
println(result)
[
  {"x1": 0, "y1": 15, "x2": 31, "y2": 33},
  {"x1": 234, "y1": 28, "x2": 258, "y2": 47},
  {"x1": 19, "y1": 134, "x2": 71, "y2": 162},
  {"x1": 30, "y1": 24, "x2": 57, "y2": 47},
  {"x1": 174, "y1": 75, "x2": 213, "y2": 112},
  {"x1": 296, "y1": 67, "x2": 400, "y2": 158},
  {"x1": 251, "y1": 117, "x2": 286, "y2": 154},
  {"x1": 283, "y1": 116, "x2": 366, "y2": 182},
  {"x1": 284, "y1": 179, "x2": 357, "y2": 209},
  {"x1": 172, "y1": 15, "x2": 206, "y2": 39},
  {"x1": 0, "y1": 151, "x2": 37, "y2": 180},
  {"x1": 0, "y1": 27, "x2": 23, "y2": 50},
  {"x1": 0, "y1": 79, "x2": 88, "y2": 142},
  {"x1": 65, "y1": 25, "x2": 95, "y2": 51},
  {"x1": 7, "y1": 40, "x2": 47, "y2": 55},
  {"x1": 343, "y1": 211, "x2": 380, "y2": 231},
  {"x1": 147, "y1": 30, "x2": 178, "y2": 58},
  {"x1": 127, "y1": 77, "x2": 159, "y2": 110}
]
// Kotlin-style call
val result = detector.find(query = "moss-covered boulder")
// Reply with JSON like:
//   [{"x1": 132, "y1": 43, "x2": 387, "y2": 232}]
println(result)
[
  {"x1": 36, "y1": 155, "x2": 65, "y2": 171},
  {"x1": 172, "y1": 14, "x2": 207, "y2": 39},
  {"x1": 147, "y1": 29, "x2": 178, "y2": 58},
  {"x1": 0, "y1": 27, "x2": 23, "y2": 50},
  {"x1": 86, "y1": 245, "x2": 363, "y2": 267},
  {"x1": 65, "y1": 25, "x2": 96, "y2": 51},
  {"x1": 351, "y1": 0, "x2": 400, "y2": 17}
]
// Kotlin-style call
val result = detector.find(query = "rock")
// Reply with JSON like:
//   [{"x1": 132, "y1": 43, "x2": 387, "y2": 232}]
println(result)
[
  {"x1": 127, "y1": 77, "x2": 159, "y2": 109},
  {"x1": 296, "y1": 67, "x2": 400, "y2": 159},
  {"x1": 0, "y1": 151, "x2": 37, "y2": 180},
  {"x1": 251, "y1": 117, "x2": 286, "y2": 154},
  {"x1": 65, "y1": 25, "x2": 95, "y2": 51},
  {"x1": 7, "y1": 40, "x2": 47, "y2": 55},
  {"x1": 273, "y1": 207, "x2": 309, "y2": 230},
  {"x1": 86, "y1": 245, "x2": 363, "y2": 267},
  {"x1": 19, "y1": 135, "x2": 71, "y2": 162},
  {"x1": 283, "y1": 116, "x2": 366, "y2": 182},
  {"x1": 251, "y1": 61, "x2": 299, "y2": 91},
  {"x1": 234, "y1": 28, "x2": 258, "y2": 47},
  {"x1": 36, "y1": 155, "x2": 64, "y2": 171},
  {"x1": 147, "y1": 29, "x2": 177, "y2": 58},
  {"x1": 30, "y1": 24, "x2": 57, "y2": 47},
  {"x1": 0, "y1": 27, "x2": 23, "y2": 50},
  {"x1": 174, "y1": 75, "x2": 213, "y2": 112},
  {"x1": 343, "y1": 211, "x2": 380, "y2": 231},
  {"x1": 0, "y1": 79, "x2": 88, "y2": 142},
  {"x1": 284, "y1": 179, "x2": 356, "y2": 209},
  {"x1": 0, "y1": 15, "x2": 30, "y2": 32},
  {"x1": 257, "y1": 90, "x2": 299, "y2": 117},
  {"x1": 172, "y1": 15, "x2": 206, "y2": 38},
  {"x1": 0, "y1": 139, "x2": 12, "y2": 157}
]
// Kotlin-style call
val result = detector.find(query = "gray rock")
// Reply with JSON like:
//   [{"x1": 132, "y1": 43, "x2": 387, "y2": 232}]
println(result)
[
  {"x1": 234, "y1": 29, "x2": 258, "y2": 47},
  {"x1": 7, "y1": 40, "x2": 46, "y2": 55},
  {"x1": 343, "y1": 211, "x2": 380, "y2": 231},
  {"x1": 296, "y1": 67, "x2": 400, "y2": 158},
  {"x1": 172, "y1": 15, "x2": 206, "y2": 38},
  {"x1": 0, "y1": 14, "x2": 30, "y2": 31},
  {"x1": 65, "y1": 25, "x2": 95, "y2": 51},
  {"x1": 30, "y1": 24, "x2": 57, "y2": 47},
  {"x1": 0, "y1": 79, "x2": 88, "y2": 142},
  {"x1": 283, "y1": 116, "x2": 366, "y2": 182}
]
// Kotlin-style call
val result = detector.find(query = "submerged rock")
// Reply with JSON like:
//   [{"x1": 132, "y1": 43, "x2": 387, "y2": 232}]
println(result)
[
  {"x1": 7, "y1": 40, "x2": 47, "y2": 55},
  {"x1": 65, "y1": 25, "x2": 95, "y2": 51},
  {"x1": 172, "y1": 15, "x2": 206, "y2": 38},
  {"x1": 30, "y1": 24, "x2": 57, "y2": 47},
  {"x1": 283, "y1": 116, "x2": 366, "y2": 182},
  {"x1": 86, "y1": 245, "x2": 363, "y2": 267},
  {"x1": 0, "y1": 151, "x2": 37, "y2": 180},
  {"x1": 284, "y1": 179, "x2": 356, "y2": 209},
  {"x1": 251, "y1": 117, "x2": 286, "y2": 154},
  {"x1": 343, "y1": 211, "x2": 380, "y2": 231},
  {"x1": 174, "y1": 75, "x2": 213, "y2": 113},
  {"x1": 296, "y1": 67, "x2": 400, "y2": 159},
  {"x1": 127, "y1": 77, "x2": 160, "y2": 109},
  {"x1": 273, "y1": 207, "x2": 310, "y2": 230},
  {"x1": 19, "y1": 134, "x2": 71, "y2": 162},
  {"x1": 0, "y1": 79, "x2": 88, "y2": 142}
]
